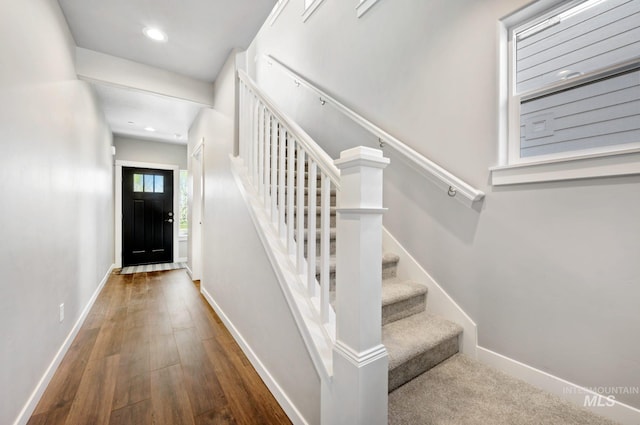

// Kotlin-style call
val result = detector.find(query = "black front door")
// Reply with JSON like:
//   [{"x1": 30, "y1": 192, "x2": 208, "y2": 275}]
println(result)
[{"x1": 122, "y1": 167, "x2": 174, "y2": 266}]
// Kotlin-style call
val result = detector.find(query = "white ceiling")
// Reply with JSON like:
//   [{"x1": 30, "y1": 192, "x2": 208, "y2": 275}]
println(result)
[
  {"x1": 93, "y1": 84, "x2": 202, "y2": 144},
  {"x1": 58, "y1": 0, "x2": 276, "y2": 82},
  {"x1": 58, "y1": 0, "x2": 277, "y2": 144}
]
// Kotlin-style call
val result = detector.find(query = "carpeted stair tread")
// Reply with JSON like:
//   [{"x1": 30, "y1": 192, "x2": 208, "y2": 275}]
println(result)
[
  {"x1": 388, "y1": 353, "x2": 620, "y2": 425},
  {"x1": 383, "y1": 252, "x2": 400, "y2": 264},
  {"x1": 384, "y1": 311, "x2": 462, "y2": 391},
  {"x1": 381, "y1": 278, "x2": 428, "y2": 325},
  {"x1": 292, "y1": 206, "x2": 337, "y2": 215},
  {"x1": 303, "y1": 227, "x2": 337, "y2": 240},
  {"x1": 315, "y1": 252, "x2": 399, "y2": 275},
  {"x1": 384, "y1": 311, "x2": 462, "y2": 370},
  {"x1": 286, "y1": 186, "x2": 337, "y2": 195},
  {"x1": 382, "y1": 252, "x2": 400, "y2": 279},
  {"x1": 382, "y1": 278, "x2": 427, "y2": 306}
]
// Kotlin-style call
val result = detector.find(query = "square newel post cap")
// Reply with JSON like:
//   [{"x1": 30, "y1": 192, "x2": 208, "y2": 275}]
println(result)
[{"x1": 334, "y1": 146, "x2": 390, "y2": 170}]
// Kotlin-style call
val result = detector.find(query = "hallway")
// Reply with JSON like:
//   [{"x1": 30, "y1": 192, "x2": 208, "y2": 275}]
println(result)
[{"x1": 27, "y1": 270, "x2": 291, "y2": 425}]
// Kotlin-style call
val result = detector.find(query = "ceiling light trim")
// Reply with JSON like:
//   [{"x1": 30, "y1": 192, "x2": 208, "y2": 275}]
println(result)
[{"x1": 143, "y1": 27, "x2": 168, "y2": 42}]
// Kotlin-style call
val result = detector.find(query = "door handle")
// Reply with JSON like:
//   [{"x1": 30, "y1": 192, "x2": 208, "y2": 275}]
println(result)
[{"x1": 166, "y1": 218, "x2": 174, "y2": 223}]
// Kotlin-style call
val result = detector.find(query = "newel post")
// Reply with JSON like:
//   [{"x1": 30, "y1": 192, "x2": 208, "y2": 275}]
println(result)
[{"x1": 331, "y1": 146, "x2": 390, "y2": 425}]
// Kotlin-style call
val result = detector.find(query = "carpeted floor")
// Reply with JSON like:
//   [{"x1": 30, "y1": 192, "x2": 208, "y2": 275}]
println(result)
[
  {"x1": 389, "y1": 354, "x2": 619, "y2": 425},
  {"x1": 119, "y1": 262, "x2": 186, "y2": 275}
]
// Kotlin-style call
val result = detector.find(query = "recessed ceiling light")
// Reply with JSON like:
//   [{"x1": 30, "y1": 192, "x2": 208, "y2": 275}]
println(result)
[
  {"x1": 144, "y1": 126, "x2": 156, "y2": 132},
  {"x1": 143, "y1": 27, "x2": 168, "y2": 42},
  {"x1": 128, "y1": 121, "x2": 135, "y2": 125}
]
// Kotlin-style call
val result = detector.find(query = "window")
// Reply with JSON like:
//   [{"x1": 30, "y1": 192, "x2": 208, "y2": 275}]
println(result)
[
  {"x1": 494, "y1": 0, "x2": 640, "y2": 184},
  {"x1": 356, "y1": 0, "x2": 382, "y2": 18},
  {"x1": 269, "y1": 0, "x2": 289, "y2": 25},
  {"x1": 133, "y1": 173, "x2": 164, "y2": 193},
  {"x1": 302, "y1": 0, "x2": 326, "y2": 21},
  {"x1": 179, "y1": 170, "x2": 188, "y2": 237}
]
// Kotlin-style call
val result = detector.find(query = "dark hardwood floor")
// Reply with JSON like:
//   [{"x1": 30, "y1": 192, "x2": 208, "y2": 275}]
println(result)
[{"x1": 28, "y1": 269, "x2": 292, "y2": 425}]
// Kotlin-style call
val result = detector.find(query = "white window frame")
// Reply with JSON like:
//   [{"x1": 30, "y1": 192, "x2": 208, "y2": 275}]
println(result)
[
  {"x1": 356, "y1": 0, "x2": 381, "y2": 17},
  {"x1": 303, "y1": 0, "x2": 326, "y2": 22},
  {"x1": 269, "y1": 0, "x2": 289, "y2": 25},
  {"x1": 179, "y1": 169, "x2": 189, "y2": 238},
  {"x1": 492, "y1": 0, "x2": 640, "y2": 185}
]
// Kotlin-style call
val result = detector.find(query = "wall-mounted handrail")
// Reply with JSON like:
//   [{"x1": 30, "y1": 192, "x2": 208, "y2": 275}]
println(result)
[
  {"x1": 238, "y1": 70, "x2": 341, "y2": 187},
  {"x1": 263, "y1": 54, "x2": 485, "y2": 208}
]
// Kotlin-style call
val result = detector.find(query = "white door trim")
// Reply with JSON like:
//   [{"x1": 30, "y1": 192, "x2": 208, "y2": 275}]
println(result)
[
  {"x1": 188, "y1": 141, "x2": 204, "y2": 280},
  {"x1": 115, "y1": 160, "x2": 180, "y2": 268}
]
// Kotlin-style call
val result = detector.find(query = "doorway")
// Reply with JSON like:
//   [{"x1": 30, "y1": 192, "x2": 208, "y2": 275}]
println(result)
[
  {"x1": 114, "y1": 160, "x2": 180, "y2": 269},
  {"x1": 121, "y1": 167, "x2": 174, "y2": 266}
]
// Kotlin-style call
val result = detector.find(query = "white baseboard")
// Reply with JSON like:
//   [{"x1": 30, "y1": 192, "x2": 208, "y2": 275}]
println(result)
[
  {"x1": 382, "y1": 228, "x2": 478, "y2": 358},
  {"x1": 380, "y1": 227, "x2": 639, "y2": 423},
  {"x1": 477, "y1": 347, "x2": 640, "y2": 425},
  {"x1": 185, "y1": 264, "x2": 194, "y2": 279},
  {"x1": 13, "y1": 264, "x2": 115, "y2": 425},
  {"x1": 200, "y1": 287, "x2": 309, "y2": 425}
]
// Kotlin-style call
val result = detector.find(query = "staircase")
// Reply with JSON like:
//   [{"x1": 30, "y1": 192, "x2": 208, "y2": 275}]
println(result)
[
  {"x1": 295, "y1": 162, "x2": 464, "y2": 394},
  {"x1": 238, "y1": 69, "x2": 462, "y2": 423},
  {"x1": 236, "y1": 70, "x2": 626, "y2": 425}
]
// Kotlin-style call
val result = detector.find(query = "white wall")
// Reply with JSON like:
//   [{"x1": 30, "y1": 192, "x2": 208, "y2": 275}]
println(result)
[
  {"x1": 0, "y1": 1, "x2": 114, "y2": 424},
  {"x1": 188, "y1": 51, "x2": 321, "y2": 424},
  {"x1": 114, "y1": 136, "x2": 188, "y2": 169},
  {"x1": 246, "y1": 0, "x2": 640, "y2": 410}
]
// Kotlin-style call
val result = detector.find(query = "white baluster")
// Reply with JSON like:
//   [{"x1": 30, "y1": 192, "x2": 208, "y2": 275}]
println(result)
[
  {"x1": 253, "y1": 96, "x2": 258, "y2": 174},
  {"x1": 264, "y1": 113, "x2": 271, "y2": 210},
  {"x1": 244, "y1": 86, "x2": 249, "y2": 161},
  {"x1": 307, "y1": 161, "x2": 317, "y2": 298},
  {"x1": 278, "y1": 129, "x2": 286, "y2": 239},
  {"x1": 252, "y1": 101, "x2": 259, "y2": 185},
  {"x1": 238, "y1": 82, "x2": 243, "y2": 158},
  {"x1": 258, "y1": 106, "x2": 265, "y2": 197},
  {"x1": 296, "y1": 148, "x2": 306, "y2": 275},
  {"x1": 287, "y1": 138, "x2": 296, "y2": 256},
  {"x1": 270, "y1": 120, "x2": 278, "y2": 223},
  {"x1": 320, "y1": 173, "x2": 331, "y2": 324},
  {"x1": 331, "y1": 146, "x2": 389, "y2": 425}
]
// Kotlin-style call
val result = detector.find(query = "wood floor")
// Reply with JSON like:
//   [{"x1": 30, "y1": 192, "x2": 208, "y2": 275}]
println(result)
[{"x1": 28, "y1": 269, "x2": 292, "y2": 425}]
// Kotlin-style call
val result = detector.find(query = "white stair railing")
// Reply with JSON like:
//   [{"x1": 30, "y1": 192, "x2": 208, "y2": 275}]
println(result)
[
  {"x1": 239, "y1": 70, "x2": 340, "y2": 334},
  {"x1": 238, "y1": 70, "x2": 389, "y2": 425}
]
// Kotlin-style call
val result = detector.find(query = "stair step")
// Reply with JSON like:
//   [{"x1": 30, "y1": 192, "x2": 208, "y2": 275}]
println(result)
[
  {"x1": 302, "y1": 227, "x2": 337, "y2": 256},
  {"x1": 286, "y1": 171, "x2": 323, "y2": 183},
  {"x1": 382, "y1": 252, "x2": 399, "y2": 280},
  {"x1": 383, "y1": 311, "x2": 462, "y2": 392},
  {"x1": 290, "y1": 206, "x2": 337, "y2": 228},
  {"x1": 315, "y1": 253, "x2": 400, "y2": 290},
  {"x1": 381, "y1": 278, "x2": 427, "y2": 325},
  {"x1": 269, "y1": 187, "x2": 337, "y2": 206},
  {"x1": 291, "y1": 206, "x2": 337, "y2": 216},
  {"x1": 315, "y1": 252, "x2": 399, "y2": 275},
  {"x1": 276, "y1": 186, "x2": 336, "y2": 196},
  {"x1": 303, "y1": 227, "x2": 337, "y2": 241}
]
